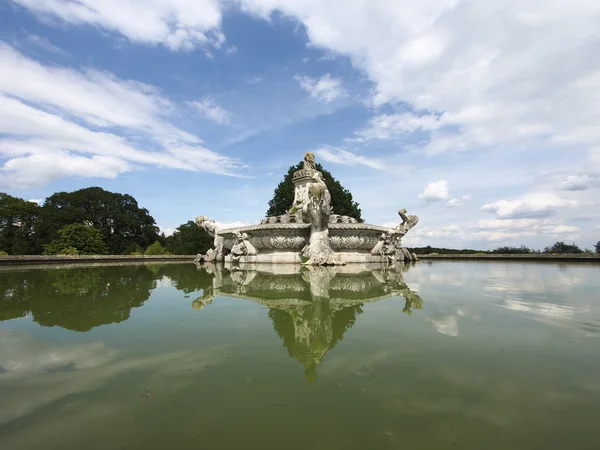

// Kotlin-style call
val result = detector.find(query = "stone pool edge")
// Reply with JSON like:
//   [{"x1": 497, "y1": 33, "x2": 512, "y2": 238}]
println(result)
[
  {"x1": 417, "y1": 253, "x2": 600, "y2": 262},
  {"x1": 1, "y1": 253, "x2": 599, "y2": 266},
  {"x1": 0, "y1": 255, "x2": 196, "y2": 266}
]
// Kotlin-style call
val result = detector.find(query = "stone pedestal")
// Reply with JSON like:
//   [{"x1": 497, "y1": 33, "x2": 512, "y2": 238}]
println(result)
[{"x1": 291, "y1": 168, "x2": 315, "y2": 212}]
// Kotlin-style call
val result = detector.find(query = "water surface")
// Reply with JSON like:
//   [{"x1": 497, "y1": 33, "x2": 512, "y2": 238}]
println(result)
[{"x1": 1, "y1": 261, "x2": 599, "y2": 449}]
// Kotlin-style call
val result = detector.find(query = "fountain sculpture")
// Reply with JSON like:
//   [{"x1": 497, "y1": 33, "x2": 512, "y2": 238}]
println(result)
[{"x1": 195, "y1": 152, "x2": 420, "y2": 265}]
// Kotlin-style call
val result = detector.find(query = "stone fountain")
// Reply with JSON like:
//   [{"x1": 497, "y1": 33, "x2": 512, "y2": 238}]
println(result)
[{"x1": 194, "y1": 152, "x2": 419, "y2": 265}]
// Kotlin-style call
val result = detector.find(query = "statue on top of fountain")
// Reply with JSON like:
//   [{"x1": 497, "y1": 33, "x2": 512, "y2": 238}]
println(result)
[
  {"x1": 261, "y1": 152, "x2": 358, "y2": 226},
  {"x1": 303, "y1": 151, "x2": 317, "y2": 171}
]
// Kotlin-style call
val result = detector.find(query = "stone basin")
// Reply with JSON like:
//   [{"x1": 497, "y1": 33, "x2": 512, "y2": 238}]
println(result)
[{"x1": 218, "y1": 222, "x2": 394, "y2": 263}]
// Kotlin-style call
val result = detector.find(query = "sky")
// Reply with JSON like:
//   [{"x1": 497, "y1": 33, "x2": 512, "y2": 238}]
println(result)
[{"x1": 1, "y1": 0, "x2": 599, "y2": 250}]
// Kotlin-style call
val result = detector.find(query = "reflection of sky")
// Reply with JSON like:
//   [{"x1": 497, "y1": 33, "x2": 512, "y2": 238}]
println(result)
[
  {"x1": 427, "y1": 315, "x2": 459, "y2": 337},
  {"x1": 400, "y1": 261, "x2": 600, "y2": 340}
]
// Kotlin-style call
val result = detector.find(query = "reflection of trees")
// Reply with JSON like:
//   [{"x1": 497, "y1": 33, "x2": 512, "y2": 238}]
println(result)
[
  {"x1": 158, "y1": 263, "x2": 214, "y2": 294},
  {"x1": 0, "y1": 271, "x2": 32, "y2": 321},
  {"x1": 330, "y1": 304, "x2": 363, "y2": 347},
  {"x1": 0, "y1": 266, "x2": 157, "y2": 331},
  {"x1": 268, "y1": 299, "x2": 363, "y2": 382}
]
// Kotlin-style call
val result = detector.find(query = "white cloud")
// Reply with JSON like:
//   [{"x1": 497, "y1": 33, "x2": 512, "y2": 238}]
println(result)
[
  {"x1": 27, "y1": 199, "x2": 43, "y2": 205},
  {"x1": 481, "y1": 192, "x2": 578, "y2": 219},
  {"x1": 316, "y1": 147, "x2": 406, "y2": 172},
  {"x1": 418, "y1": 180, "x2": 449, "y2": 202},
  {"x1": 411, "y1": 217, "x2": 581, "y2": 249},
  {"x1": 350, "y1": 112, "x2": 442, "y2": 142},
  {"x1": 245, "y1": 76, "x2": 263, "y2": 84},
  {"x1": 0, "y1": 43, "x2": 185, "y2": 135},
  {"x1": 294, "y1": 74, "x2": 348, "y2": 103},
  {"x1": 0, "y1": 44, "x2": 244, "y2": 188},
  {"x1": 188, "y1": 99, "x2": 231, "y2": 125},
  {"x1": 10, "y1": 0, "x2": 224, "y2": 51},
  {"x1": 446, "y1": 194, "x2": 471, "y2": 207},
  {"x1": 559, "y1": 174, "x2": 596, "y2": 191},
  {"x1": 24, "y1": 33, "x2": 67, "y2": 55},
  {"x1": 238, "y1": 0, "x2": 600, "y2": 160}
]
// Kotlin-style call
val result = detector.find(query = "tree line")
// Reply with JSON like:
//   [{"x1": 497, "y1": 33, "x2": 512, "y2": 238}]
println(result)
[
  {"x1": 412, "y1": 242, "x2": 600, "y2": 255},
  {"x1": 0, "y1": 188, "x2": 213, "y2": 256}
]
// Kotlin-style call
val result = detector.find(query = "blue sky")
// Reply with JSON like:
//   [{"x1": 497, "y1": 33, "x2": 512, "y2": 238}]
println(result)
[{"x1": 1, "y1": 0, "x2": 599, "y2": 250}]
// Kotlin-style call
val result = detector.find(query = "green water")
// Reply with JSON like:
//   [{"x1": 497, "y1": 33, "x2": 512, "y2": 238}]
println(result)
[{"x1": 1, "y1": 261, "x2": 599, "y2": 449}]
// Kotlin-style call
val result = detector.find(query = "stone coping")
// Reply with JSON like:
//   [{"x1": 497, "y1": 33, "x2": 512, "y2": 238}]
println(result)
[
  {"x1": 0, "y1": 255, "x2": 195, "y2": 266},
  {"x1": 417, "y1": 253, "x2": 600, "y2": 261},
  {"x1": 218, "y1": 222, "x2": 394, "y2": 236}
]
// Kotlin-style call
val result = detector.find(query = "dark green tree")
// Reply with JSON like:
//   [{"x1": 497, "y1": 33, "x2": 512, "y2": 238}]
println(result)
[
  {"x1": 43, "y1": 223, "x2": 108, "y2": 255},
  {"x1": 165, "y1": 220, "x2": 213, "y2": 255},
  {"x1": 594, "y1": 241, "x2": 600, "y2": 254},
  {"x1": 37, "y1": 187, "x2": 159, "y2": 254},
  {"x1": 266, "y1": 161, "x2": 363, "y2": 221},
  {"x1": 0, "y1": 193, "x2": 40, "y2": 254},
  {"x1": 543, "y1": 241, "x2": 583, "y2": 254}
]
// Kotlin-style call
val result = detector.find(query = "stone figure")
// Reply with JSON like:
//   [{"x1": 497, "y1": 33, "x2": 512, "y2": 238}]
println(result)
[
  {"x1": 230, "y1": 232, "x2": 258, "y2": 262},
  {"x1": 371, "y1": 233, "x2": 386, "y2": 256},
  {"x1": 303, "y1": 151, "x2": 317, "y2": 171},
  {"x1": 194, "y1": 215, "x2": 225, "y2": 262},
  {"x1": 301, "y1": 171, "x2": 342, "y2": 265},
  {"x1": 381, "y1": 234, "x2": 397, "y2": 263},
  {"x1": 391, "y1": 208, "x2": 420, "y2": 262},
  {"x1": 396, "y1": 209, "x2": 419, "y2": 237}
]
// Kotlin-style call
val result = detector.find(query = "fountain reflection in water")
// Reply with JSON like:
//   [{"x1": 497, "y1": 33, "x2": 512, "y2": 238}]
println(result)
[{"x1": 191, "y1": 262, "x2": 423, "y2": 380}]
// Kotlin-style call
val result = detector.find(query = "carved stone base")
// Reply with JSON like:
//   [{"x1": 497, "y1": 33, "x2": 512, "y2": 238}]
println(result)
[{"x1": 225, "y1": 252, "x2": 390, "y2": 264}]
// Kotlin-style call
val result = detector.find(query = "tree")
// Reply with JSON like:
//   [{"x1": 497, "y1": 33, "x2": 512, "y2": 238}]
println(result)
[
  {"x1": 492, "y1": 245, "x2": 532, "y2": 254},
  {"x1": 543, "y1": 241, "x2": 583, "y2": 254},
  {"x1": 37, "y1": 187, "x2": 160, "y2": 254},
  {"x1": 595, "y1": 241, "x2": 600, "y2": 254},
  {"x1": 165, "y1": 220, "x2": 213, "y2": 255},
  {"x1": 144, "y1": 241, "x2": 169, "y2": 255},
  {"x1": 0, "y1": 193, "x2": 40, "y2": 254},
  {"x1": 43, "y1": 223, "x2": 108, "y2": 255},
  {"x1": 266, "y1": 161, "x2": 363, "y2": 221}
]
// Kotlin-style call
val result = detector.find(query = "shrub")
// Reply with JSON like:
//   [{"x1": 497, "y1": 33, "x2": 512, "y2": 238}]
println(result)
[
  {"x1": 145, "y1": 241, "x2": 169, "y2": 255},
  {"x1": 58, "y1": 246, "x2": 79, "y2": 256},
  {"x1": 43, "y1": 223, "x2": 108, "y2": 255},
  {"x1": 543, "y1": 241, "x2": 583, "y2": 254}
]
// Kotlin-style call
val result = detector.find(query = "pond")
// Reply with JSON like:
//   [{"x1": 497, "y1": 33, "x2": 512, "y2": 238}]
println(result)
[{"x1": 1, "y1": 261, "x2": 599, "y2": 449}]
